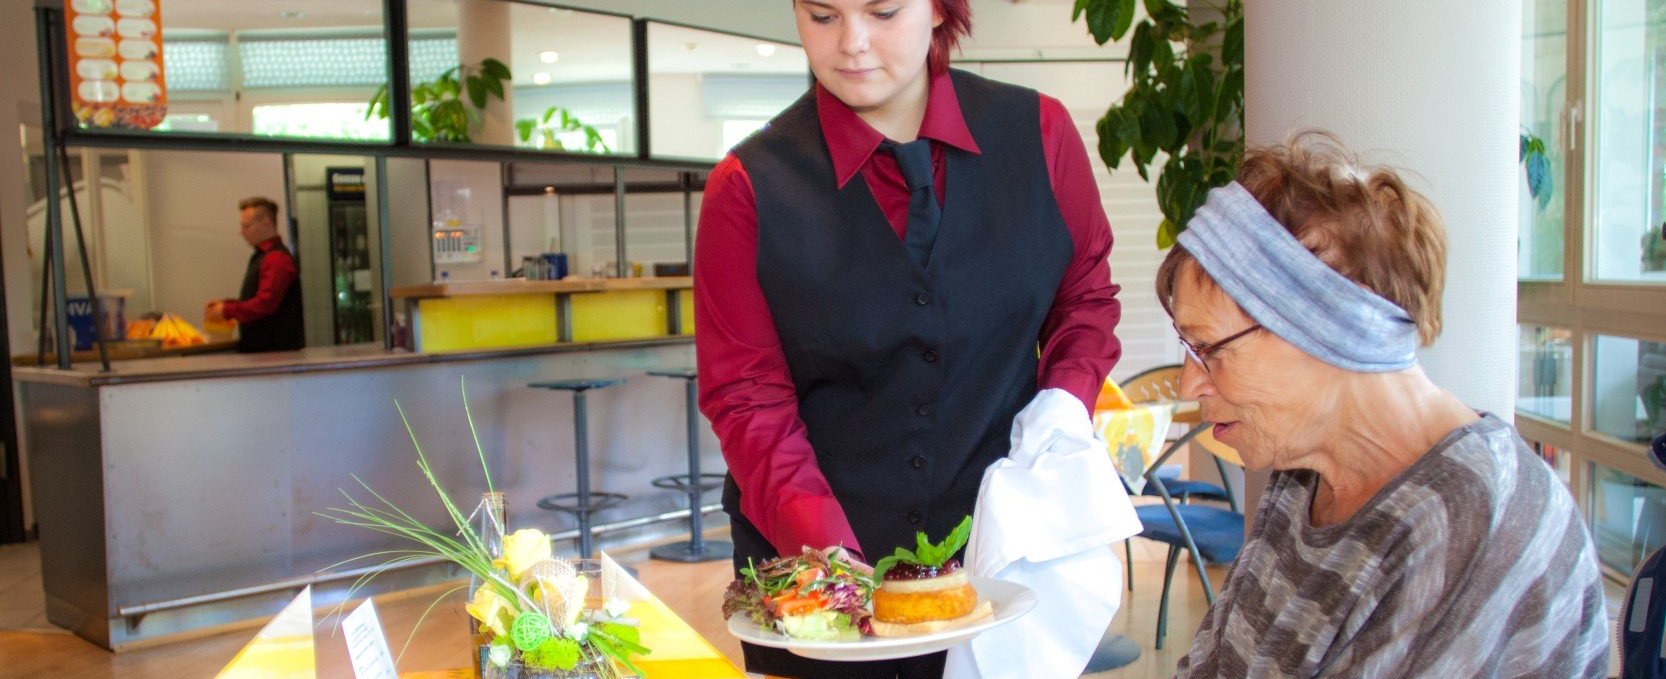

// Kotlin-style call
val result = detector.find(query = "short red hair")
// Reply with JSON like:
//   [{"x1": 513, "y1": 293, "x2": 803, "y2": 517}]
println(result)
[{"x1": 928, "y1": 0, "x2": 972, "y2": 74}]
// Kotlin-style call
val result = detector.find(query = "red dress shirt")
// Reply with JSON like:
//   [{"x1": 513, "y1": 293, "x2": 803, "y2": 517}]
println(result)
[
  {"x1": 695, "y1": 70, "x2": 1122, "y2": 558},
  {"x1": 221, "y1": 237, "x2": 299, "y2": 323}
]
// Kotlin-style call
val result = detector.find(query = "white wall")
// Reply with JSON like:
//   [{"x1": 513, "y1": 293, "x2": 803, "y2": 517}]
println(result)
[
  {"x1": 379, "y1": 157, "x2": 435, "y2": 289},
  {"x1": 1246, "y1": 1, "x2": 1521, "y2": 418},
  {"x1": 648, "y1": 74, "x2": 729, "y2": 161},
  {"x1": 141, "y1": 150, "x2": 287, "y2": 321}
]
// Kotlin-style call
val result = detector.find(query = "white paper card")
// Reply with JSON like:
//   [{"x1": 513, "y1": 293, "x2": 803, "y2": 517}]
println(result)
[{"x1": 342, "y1": 600, "x2": 398, "y2": 679}]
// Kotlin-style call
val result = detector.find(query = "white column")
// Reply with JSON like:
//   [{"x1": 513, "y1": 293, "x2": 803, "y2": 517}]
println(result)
[
  {"x1": 456, "y1": 0, "x2": 515, "y2": 146},
  {"x1": 1244, "y1": 0, "x2": 1523, "y2": 417}
]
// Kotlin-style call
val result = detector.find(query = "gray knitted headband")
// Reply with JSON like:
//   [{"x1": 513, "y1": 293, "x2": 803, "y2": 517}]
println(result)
[{"x1": 1175, "y1": 182, "x2": 1419, "y2": 372}]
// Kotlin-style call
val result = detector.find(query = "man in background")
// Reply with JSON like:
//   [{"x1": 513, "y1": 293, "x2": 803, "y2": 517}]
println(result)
[{"x1": 206, "y1": 196, "x2": 304, "y2": 353}]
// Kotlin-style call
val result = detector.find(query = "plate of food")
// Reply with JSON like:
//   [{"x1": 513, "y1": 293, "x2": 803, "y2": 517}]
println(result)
[{"x1": 723, "y1": 518, "x2": 1037, "y2": 662}]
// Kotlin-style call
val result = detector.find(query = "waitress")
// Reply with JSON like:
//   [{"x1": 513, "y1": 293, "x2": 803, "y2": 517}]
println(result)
[{"x1": 694, "y1": 0, "x2": 1121, "y2": 676}]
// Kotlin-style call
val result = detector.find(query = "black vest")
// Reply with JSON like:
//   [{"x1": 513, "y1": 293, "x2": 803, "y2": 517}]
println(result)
[
  {"x1": 726, "y1": 70, "x2": 1073, "y2": 561},
  {"x1": 237, "y1": 244, "x2": 305, "y2": 353}
]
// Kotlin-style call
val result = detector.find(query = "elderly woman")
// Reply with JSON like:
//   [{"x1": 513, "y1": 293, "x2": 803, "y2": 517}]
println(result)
[{"x1": 1161, "y1": 136, "x2": 1608, "y2": 678}]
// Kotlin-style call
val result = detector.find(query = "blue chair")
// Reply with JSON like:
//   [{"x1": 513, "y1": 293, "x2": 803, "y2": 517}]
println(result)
[
  {"x1": 1134, "y1": 420, "x2": 1246, "y2": 650},
  {"x1": 1119, "y1": 366, "x2": 1235, "y2": 507},
  {"x1": 1114, "y1": 365, "x2": 1237, "y2": 596}
]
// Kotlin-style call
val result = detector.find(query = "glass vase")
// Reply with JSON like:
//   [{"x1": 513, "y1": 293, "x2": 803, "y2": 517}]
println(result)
[{"x1": 470, "y1": 491, "x2": 508, "y2": 679}]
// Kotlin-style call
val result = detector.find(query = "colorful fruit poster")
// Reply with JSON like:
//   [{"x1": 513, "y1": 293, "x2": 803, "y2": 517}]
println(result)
[{"x1": 65, "y1": 0, "x2": 167, "y2": 130}]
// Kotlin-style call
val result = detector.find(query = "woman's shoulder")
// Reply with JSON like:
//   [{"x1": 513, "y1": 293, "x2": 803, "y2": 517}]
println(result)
[{"x1": 1387, "y1": 414, "x2": 1578, "y2": 541}]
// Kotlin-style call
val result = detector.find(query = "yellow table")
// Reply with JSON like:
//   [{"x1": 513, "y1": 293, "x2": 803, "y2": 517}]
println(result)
[{"x1": 401, "y1": 554, "x2": 745, "y2": 679}]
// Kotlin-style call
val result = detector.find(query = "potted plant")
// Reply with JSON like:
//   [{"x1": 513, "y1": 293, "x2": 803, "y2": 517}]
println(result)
[
  {"x1": 1072, "y1": 0, "x2": 1244, "y2": 247},
  {"x1": 368, "y1": 59, "x2": 605, "y2": 153}
]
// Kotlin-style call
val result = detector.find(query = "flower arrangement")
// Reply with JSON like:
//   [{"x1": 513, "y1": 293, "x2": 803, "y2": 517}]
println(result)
[{"x1": 320, "y1": 382, "x2": 649, "y2": 677}]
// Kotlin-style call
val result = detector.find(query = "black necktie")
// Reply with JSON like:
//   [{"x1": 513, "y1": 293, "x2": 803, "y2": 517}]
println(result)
[{"x1": 883, "y1": 139, "x2": 941, "y2": 268}]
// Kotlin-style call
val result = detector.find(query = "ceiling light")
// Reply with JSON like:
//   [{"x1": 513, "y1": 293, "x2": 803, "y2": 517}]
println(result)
[
  {"x1": 532, "y1": 72, "x2": 551, "y2": 85},
  {"x1": 756, "y1": 44, "x2": 777, "y2": 57},
  {"x1": 538, "y1": 50, "x2": 559, "y2": 64}
]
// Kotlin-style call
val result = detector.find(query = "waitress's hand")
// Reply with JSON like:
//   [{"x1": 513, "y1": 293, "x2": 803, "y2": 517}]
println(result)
[{"x1": 204, "y1": 301, "x2": 227, "y2": 323}]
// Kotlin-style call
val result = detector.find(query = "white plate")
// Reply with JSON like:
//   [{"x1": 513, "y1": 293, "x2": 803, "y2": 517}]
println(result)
[{"x1": 726, "y1": 577, "x2": 1037, "y2": 662}]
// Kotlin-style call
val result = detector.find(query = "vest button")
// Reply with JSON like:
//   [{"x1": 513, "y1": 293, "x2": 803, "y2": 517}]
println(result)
[
  {"x1": 910, "y1": 455, "x2": 926, "y2": 469},
  {"x1": 908, "y1": 510, "x2": 923, "y2": 524},
  {"x1": 916, "y1": 403, "x2": 933, "y2": 416},
  {"x1": 914, "y1": 292, "x2": 931, "y2": 306},
  {"x1": 922, "y1": 350, "x2": 939, "y2": 363}
]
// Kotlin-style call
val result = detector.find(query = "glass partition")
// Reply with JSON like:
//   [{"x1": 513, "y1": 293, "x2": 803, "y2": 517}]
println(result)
[
  {"x1": 404, "y1": 0, "x2": 635, "y2": 155},
  {"x1": 68, "y1": 0, "x2": 391, "y2": 141},
  {"x1": 646, "y1": 21, "x2": 808, "y2": 161},
  {"x1": 1592, "y1": 334, "x2": 1666, "y2": 445},
  {"x1": 504, "y1": 164, "x2": 699, "y2": 279},
  {"x1": 1590, "y1": 0, "x2": 1666, "y2": 282},
  {"x1": 1518, "y1": 0, "x2": 1567, "y2": 280},
  {"x1": 1518, "y1": 325, "x2": 1573, "y2": 424},
  {"x1": 1592, "y1": 463, "x2": 1666, "y2": 578}
]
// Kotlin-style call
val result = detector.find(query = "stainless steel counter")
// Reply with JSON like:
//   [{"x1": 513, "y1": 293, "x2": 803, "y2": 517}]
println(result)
[
  {"x1": 10, "y1": 337, "x2": 693, "y2": 387},
  {"x1": 16, "y1": 338, "x2": 725, "y2": 650}
]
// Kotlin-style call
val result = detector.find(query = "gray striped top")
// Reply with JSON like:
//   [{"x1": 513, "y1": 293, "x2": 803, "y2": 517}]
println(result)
[{"x1": 1175, "y1": 414, "x2": 1609, "y2": 678}]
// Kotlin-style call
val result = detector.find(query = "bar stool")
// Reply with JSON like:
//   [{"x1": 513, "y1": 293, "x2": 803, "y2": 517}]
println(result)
[
  {"x1": 646, "y1": 368, "x2": 732, "y2": 563},
  {"x1": 529, "y1": 377, "x2": 629, "y2": 559}
]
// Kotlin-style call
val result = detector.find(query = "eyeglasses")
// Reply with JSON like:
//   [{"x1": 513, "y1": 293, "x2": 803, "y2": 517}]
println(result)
[{"x1": 1176, "y1": 323, "x2": 1263, "y2": 375}]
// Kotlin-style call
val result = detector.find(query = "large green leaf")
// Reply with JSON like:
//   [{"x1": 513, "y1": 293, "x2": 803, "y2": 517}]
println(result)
[
  {"x1": 1095, "y1": 113, "x2": 1126, "y2": 169},
  {"x1": 1140, "y1": 99, "x2": 1177, "y2": 151},
  {"x1": 1151, "y1": 33, "x2": 1175, "y2": 74},
  {"x1": 1077, "y1": 0, "x2": 1135, "y2": 44},
  {"x1": 1223, "y1": 17, "x2": 1245, "y2": 68},
  {"x1": 1127, "y1": 21, "x2": 1153, "y2": 76},
  {"x1": 1215, "y1": 68, "x2": 1244, "y2": 121},
  {"x1": 465, "y1": 76, "x2": 488, "y2": 110},
  {"x1": 480, "y1": 57, "x2": 512, "y2": 81}
]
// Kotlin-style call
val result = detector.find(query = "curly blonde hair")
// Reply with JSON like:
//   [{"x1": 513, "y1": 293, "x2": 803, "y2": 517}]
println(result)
[{"x1": 1157, "y1": 131, "x2": 1448, "y2": 346}]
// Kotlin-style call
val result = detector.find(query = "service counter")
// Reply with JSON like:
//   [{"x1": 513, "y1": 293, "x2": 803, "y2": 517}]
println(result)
[
  {"x1": 12, "y1": 334, "x2": 723, "y2": 651},
  {"x1": 392, "y1": 277, "x2": 694, "y2": 353}
]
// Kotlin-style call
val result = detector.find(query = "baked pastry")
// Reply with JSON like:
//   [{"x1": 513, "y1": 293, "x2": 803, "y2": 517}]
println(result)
[{"x1": 869, "y1": 517, "x2": 991, "y2": 637}]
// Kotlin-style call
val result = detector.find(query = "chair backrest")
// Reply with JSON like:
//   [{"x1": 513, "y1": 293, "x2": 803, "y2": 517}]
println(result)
[
  {"x1": 1120, "y1": 364, "x2": 1184, "y2": 404},
  {"x1": 1621, "y1": 546, "x2": 1666, "y2": 678},
  {"x1": 1619, "y1": 432, "x2": 1666, "y2": 678}
]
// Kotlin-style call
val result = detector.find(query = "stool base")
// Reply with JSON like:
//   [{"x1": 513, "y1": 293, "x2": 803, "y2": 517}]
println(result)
[
  {"x1": 537, "y1": 491, "x2": 629, "y2": 515},
  {"x1": 649, "y1": 473, "x2": 726, "y2": 494},
  {"x1": 650, "y1": 539, "x2": 734, "y2": 563}
]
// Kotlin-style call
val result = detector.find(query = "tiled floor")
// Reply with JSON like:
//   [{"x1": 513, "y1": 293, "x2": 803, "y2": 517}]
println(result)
[{"x1": 0, "y1": 540, "x2": 46, "y2": 630}]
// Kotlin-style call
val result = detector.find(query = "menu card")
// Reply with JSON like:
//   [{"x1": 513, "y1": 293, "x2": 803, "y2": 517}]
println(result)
[{"x1": 64, "y1": 0, "x2": 168, "y2": 130}]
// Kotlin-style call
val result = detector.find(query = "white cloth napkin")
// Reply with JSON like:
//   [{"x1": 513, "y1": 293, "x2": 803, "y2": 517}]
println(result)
[{"x1": 943, "y1": 388, "x2": 1144, "y2": 679}]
